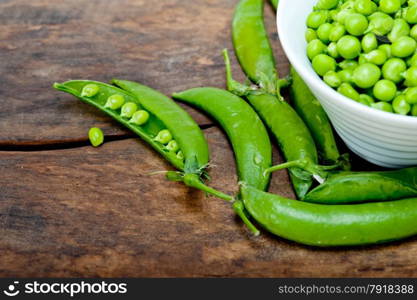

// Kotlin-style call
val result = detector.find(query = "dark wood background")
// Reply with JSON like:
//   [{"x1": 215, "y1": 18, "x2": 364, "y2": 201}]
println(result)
[{"x1": 1, "y1": 0, "x2": 416, "y2": 278}]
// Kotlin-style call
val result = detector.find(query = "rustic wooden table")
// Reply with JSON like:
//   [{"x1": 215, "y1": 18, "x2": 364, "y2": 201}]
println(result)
[{"x1": 1, "y1": 0, "x2": 417, "y2": 278}]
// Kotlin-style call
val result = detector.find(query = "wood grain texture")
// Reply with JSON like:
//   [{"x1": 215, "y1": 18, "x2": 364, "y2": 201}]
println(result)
[
  {"x1": 2, "y1": 128, "x2": 417, "y2": 278},
  {"x1": 0, "y1": 0, "x2": 287, "y2": 145}
]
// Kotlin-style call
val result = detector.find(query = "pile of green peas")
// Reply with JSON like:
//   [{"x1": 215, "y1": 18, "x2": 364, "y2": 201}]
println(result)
[
  {"x1": 306, "y1": 0, "x2": 417, "y2": 116},
  {"x1": 81, "y1": 84, "x2": 183, "y2": 159}
]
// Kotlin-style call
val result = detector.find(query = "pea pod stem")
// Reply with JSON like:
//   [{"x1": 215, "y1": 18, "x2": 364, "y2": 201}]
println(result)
[{"x1": 233, "y1": 200, "x2": 260, "y2": 236}]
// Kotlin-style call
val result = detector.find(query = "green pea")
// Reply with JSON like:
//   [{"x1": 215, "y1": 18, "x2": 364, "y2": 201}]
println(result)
[
  {"x1": 305, "y1": 28, "x2": 318, "y2": 43},
  {"x1": 327, "y1": 42, "x2": 340, "y2": 58},
  {"x1": 338, "y1": 69, "x2": 354, "y2": 83},
  {"x1": 382, "y1": 58, "x2": 407, "y2": 83},
  {"x1": 81, "y1": 84, "x2": 99, "y2": 97},
  {"x1": 324, "y1": 70, "x2": 342, "y2": 87},
  {"x1": 367, "y1": 12, "x2": 394, "y2": 35},
  {"x1": 379, "y1": 0, "x2": 401, "y2": 14},
  {"x1": 345, "y1": 13, "x2": 368, "y2": 36},
  {"x1": 407, "y1": 52, "x2": 417, "y2": 67},
  {"x1": 371, "y1": 101, "x2": 394, "y2": 112},
  {"x1": 317, "y1": 23, "x2": 333, "y2": 44},
  {"x1": 335, "y1": 9, "x2": 354, "y2": 24},
  {"x1": 358, "y1": 54, "x2": 367, "y2": 65},
  {"x1": 315, "y1": 0, "x2": 340, "y2": 10},
  {"x1": 391, "y1": 36, "x2": 417, "y2": 58},
  {"x1": 378, "y1": 44, "x2": 392, "y2": 58},
  {"x1": 330, "y1": 9, "x2": 340, "y2": 22},
  {"x1": 359, "y1": 94, "x2": 375, "y2": 106},
  {"x1": 312, "y1": 54, "x2": 337, "y2": 76},
  {"x1": 392, "y1": 95, "x2": 411, "y2": 114},
  {"x1": 353, "y1": 63, "x2": 381, "y2": 88},
  {"x1": 388, "y1": 19, "x2": 410, "y2": 43},
  {"x1": 88, "y1": 127, "x2": 104, "y2": 147},
  {"x1": 361, "y1": 33, "x2": 378, "y2": 53},
  {"x1": 410, "y1": 25, "x2": 417, "y2": 41},
  {"x1": 329, "y1": 23, "x2": 346, "y2": 42},
  {"x1": 354, "y1": 0, "x2": 377, "y2": 16},
  {"x1": 307, "y1": 11, "x2": 329, "y2": 29},
  {"x1": 338, "y1": 82, "x2": 360, "y2": 100},
  {"x1": 339, "y1": 59, "x2": 358, "y2": 70},
  {"x1": 176, "y1": 151, "x2": 184, "y2": 160},
  {"x1": 120, "y1": 102, "x2": 138, "y2": 118},
  {"x1": 373, "y1": 80, "x2": 397, "y2": 101},
  {"x1": 129, "y1": 110, "x2": 150, "y2": 125},
  {"x1": 104, "y1": 94, "x2": 125, "y2": 110},
  {"x1": 363, "y1": 49, "x2": 387, "y2": 65},
  {"x1": 307, "y1": 39, "x2": 327, "y2": 60},
  {"x1": 406, "y1": 87, "x2": 417, "y2": 104},
  {"x1": 404, "y1": 66, "x2": 417, "y2": 87},
  {"x1": 406, "y1": 5, "x2": 417, "y2": 24},
  {"x1": 337, "y1": 35, "x2": 361, "y2": 59},
  {"x1": 411, "y1": 104, "x2": 417, "y2": 116},
  {"x1": 154, "y1": 129, "x2": 173, "y2": 144},
  {"x1": 166, "y1": 140, "x2": 180, "y2": 152}
]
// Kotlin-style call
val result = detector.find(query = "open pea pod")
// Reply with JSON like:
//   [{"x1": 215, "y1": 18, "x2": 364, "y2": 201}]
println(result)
[
  {"x1": 53, "y1": 80, "x2": 233, "y2": 202},
  {"x1": 241, "y1": 184, "x2": 417, "y2": 247}
]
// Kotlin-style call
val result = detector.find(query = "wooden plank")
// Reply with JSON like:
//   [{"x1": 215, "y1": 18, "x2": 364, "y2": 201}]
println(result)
[
  {"x1": 0, "y1": 0, "x2": 287, "y2": 145},
  {"x1": 1, "y1": 127, "x2": 416, "y2": 278}
]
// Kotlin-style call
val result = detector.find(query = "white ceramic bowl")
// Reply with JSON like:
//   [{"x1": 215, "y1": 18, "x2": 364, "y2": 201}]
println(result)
[{"x1": 277, "y1": 0, "x2": 417, "y2": 168}]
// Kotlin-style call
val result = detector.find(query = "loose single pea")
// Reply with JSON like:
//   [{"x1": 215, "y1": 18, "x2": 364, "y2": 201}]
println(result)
[
  {"x1": 154, "y1": 129, "x2": 173, "y2": 144},
  {"x1": 407, "y1": 52, "x2": 417, "y2": 67},
  {"x1": 120, "y1": 102, "x2": 138, "y2": 118},
  {"x1": 307, "y1": 11, "x2": 329, "y2": 29},
  {"x1": 379, "y1": 0, "x2": 401, "y2": 14},
  {"x1": 361, "y1": 33, "x2": 378, "y2": 53},
  {"x1": 367, "y1": 12, "x2": 394, "y2": 35},
  {"x1": 305, "y1": 28, "x2": 318, "y2": 43},
  {"x1": 129, "y1": 110, "x2": 150, "y2": 125},
  {"x1": 371, "y1": 101, "x2": 394, "y2": 112},
  {"x1": 324, "y1": 70, "x2": 342, "y2": 87},
  {"x1": 404, "y1": 66, "x2": 417, "y2": 87},
  {"x1": 335, "y1": 9, "x2": 354, "y2": 24},
  {"x1": 353, "y1": 63, "x2": 381, "y2": 88},
  {"x1": 307, "y1": 39, "x2": 327, "y2": 60},
  {"x1": 104, "y1": 94, "x2": 125, "y2": 110},
  {"x1": 345, "y1": 13, "x2": 368, "y2": 36},
  {"x1": 338, "y1": 82, "x2": 360, "y2": 100},
  {"x1": 338, "y1": 69, "x2": 354, "y2": 83},
  {"x1": 388, "y1": 19, "x2": 410, "y2": 43},
  {"x1": 411, "y1": 25, "x2": 417, "y2": 41},
  {"x1": 363, "y1": 49, "x2": 387, "y2": 65},
  {"x1": 373, "y1": 79, "x2": 397, "y2": 101},
  {"x1": 391, "y1": 36, "x2": 417, "y2": 58},
  {"x1": 166, "y1": 140, "x2": 180, "y2": 152},
  {"x1": 330, "y1": 9, "x2": 340, "y2": 22},
  {"x1": 176, "y1": 151, "x2": 184, "y2": 160},
  {"x1": 88, "y1": 127, "x2": 104, "y2": 147},
  {"x1": 339, "y1": 60, "x2": 358, "y2": 70},
  {"x1": 378, "y1": 44, "x2": 392, "y2": 58},
  {"x1": 327, "y1": 42, "x2": 339, "y2": 58},
  {"x1": 382, "y1": 58, "x2": 407, "y2": 83},
  {"x1": 406, "y1": 87, "x2": 417, "y2": 104},
  {"x1": 359, "y1": 94, "x2": 375, "y2": 106},
  {"x1": 329, "y1": 23, "x2": 346, "y2": 42},
  {"x1": 354, "y1": 0, "x2": 377, "y2": 16},
  {"x1": 406, "y1": 5, "x2": 417, "y2": 24},
  {"x1": 315, "y1": 0, "x2": 339, "y2": 10},
  {"x1": 312, "y1": 54, "x2": 337, "y2": 76},
  {"x1": 337, "y1": 35, "x2": 361, "y2": 59},
  {"x1": 358, "y1": 54, "x2": 368, "y2": 65},
  {"x1": 81, "y1": 84, "x2": 99, "y2": 97},
  {"x1": 317, "y1": 23, "x2": 333, "y2": 44},
  {"x1": 392, "y1": 95, "x2": 411, "y2": 114},
  {"x1": 412, "y1": 104, "x2": 417, "y2": 116}
]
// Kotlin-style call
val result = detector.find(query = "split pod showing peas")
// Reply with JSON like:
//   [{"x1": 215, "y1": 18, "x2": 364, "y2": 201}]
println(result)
[
  {"x1": 53, "y1": 80, "x2": 233, "y2": 202},
  {"x1": 241, "y1": 184, "x2": 417, "y2": 247}
]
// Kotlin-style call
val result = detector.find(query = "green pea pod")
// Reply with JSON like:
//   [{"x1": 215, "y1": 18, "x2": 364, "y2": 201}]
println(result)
[
  {"x1": 54, "y1": 80, "x2": 233, "y2": 203},
  {"x1": 233, "y1": 0, "x2": 278, "y2": 94},
  {"x1": 173, "y1": 87, "x2": 272, "y2": 191},
  {"x1": 304, "y1": 167, "x2": 417, "y2": 204},
  {"x1": 241, "y1": 184, "x2": 417, "y2": 247},
  {"x1": 290, "y1": 68, "x2": 345, "y2": 165}
]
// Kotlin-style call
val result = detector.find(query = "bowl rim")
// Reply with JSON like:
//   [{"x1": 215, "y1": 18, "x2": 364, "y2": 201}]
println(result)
[{"x1": 276, "y1": 0, "x2": 417, "y2": 127}]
